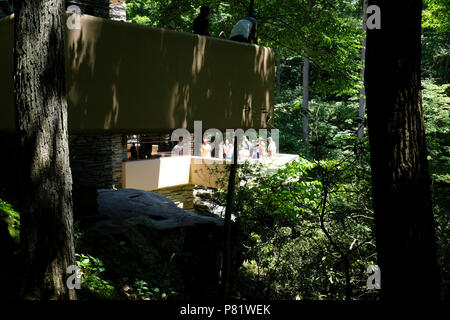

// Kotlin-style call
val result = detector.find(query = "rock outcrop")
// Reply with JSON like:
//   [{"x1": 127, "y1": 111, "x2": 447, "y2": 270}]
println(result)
[{"x1": 79, "y1": 189, "x2": 240, "y2": 299}]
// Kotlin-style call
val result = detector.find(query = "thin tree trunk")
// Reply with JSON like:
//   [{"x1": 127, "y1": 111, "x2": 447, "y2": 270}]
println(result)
[
  {"x1": 357, "y1": 0, "x2": 368, "y2": 140},
  {"x1": 276, "y1": 48, "x2": 281, "y2": 98},
  {"x1": 365, "y1": 0, "x2": 440, "y2": 301},
  {"x1": 343, "y1": 254, "x2": 351, "y2": 301},
  {"x1": 302, "y1": 55, "x2": 310, "y2": 142},
  {"x1": 14, "y1": 0, "x2": 76, "y2": 299},
  {"x1": 302, "y1": 0, "x2": 314, "y2": 143},
  {"x1": 248, "y1": 0, "x2": 255, "y2": 16},
  {"x1": 221, "y1": 135, "x2": 238, "y2": 300}
]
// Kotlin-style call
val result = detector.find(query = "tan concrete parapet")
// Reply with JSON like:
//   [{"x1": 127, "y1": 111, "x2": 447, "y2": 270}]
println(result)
[{"x1": 0, "y1": 15, "x2": 275, "y2": 133}]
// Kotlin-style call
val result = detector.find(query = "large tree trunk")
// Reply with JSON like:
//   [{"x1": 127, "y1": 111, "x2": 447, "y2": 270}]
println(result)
[
  {"x1": 14, "y1": 0, "x2": 76, "y2": 299},
  {"x1": 357, "y1": 0, "x2": 368, "y2": 140},
  {"x1": 365, "y1": 0, "x2": 440, "y2": 300}
]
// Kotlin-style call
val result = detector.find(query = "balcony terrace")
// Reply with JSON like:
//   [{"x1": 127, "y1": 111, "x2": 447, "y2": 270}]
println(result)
[{"x1": 0, "y1": 13, "x2": 283, "y2": 196}]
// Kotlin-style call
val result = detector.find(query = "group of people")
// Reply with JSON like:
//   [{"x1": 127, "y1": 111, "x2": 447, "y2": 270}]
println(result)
[
  {"x1": 190, "y1": 136, "x2": 277, "y2": 160},
  {"x1": 234, "y1": 136, "x2": 277, "y2": 160},
  {"x1": 193, "y1": 5, "x2": 258, "y2": 44}
]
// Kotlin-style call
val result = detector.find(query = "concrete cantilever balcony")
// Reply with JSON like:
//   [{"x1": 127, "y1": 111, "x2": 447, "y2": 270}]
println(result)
[
  {"x1": 123, "y1": 154, "x2": 300, "y2": 191},
  {"x1": 0, "y1": 14, "x2": 275, "y2": 134}
]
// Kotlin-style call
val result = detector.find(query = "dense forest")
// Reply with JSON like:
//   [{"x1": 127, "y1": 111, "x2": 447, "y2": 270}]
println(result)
[{"x1": 0, "y1": 0, "x2": 448, "y2": 302}]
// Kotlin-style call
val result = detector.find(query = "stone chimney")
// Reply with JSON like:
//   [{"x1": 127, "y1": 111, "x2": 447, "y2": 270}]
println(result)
[
  {"x1": 66, "y1": 0, "x2": 126, "y2": 21},
  {"x1": 65, "y1": 0, "x2": 128, "y2": 217},
  {"x1": 109, "y1": 0, "x2": 127, "y2": 21}
]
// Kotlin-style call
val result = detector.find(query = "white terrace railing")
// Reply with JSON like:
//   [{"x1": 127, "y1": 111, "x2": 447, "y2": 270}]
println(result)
[{"x1": 122, "y1": 154, "x2": 299, "y2": 190}]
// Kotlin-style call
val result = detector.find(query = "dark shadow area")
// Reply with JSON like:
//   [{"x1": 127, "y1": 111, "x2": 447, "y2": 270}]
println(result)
[{"x1": 0, "y1": 134, "x2": 20, "y2": 198}]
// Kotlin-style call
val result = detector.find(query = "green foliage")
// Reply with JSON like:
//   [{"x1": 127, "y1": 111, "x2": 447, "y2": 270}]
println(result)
[
  {"x1": 76, "y1": 253, "x2": 119, "y2": 300},
  {"x1": 259, "y1": 0, "x2": 364, "y2": 94},
  {"x1": 275, "y1": 95, "x2": 366, "y2": 161},
  {"x1": 422, "y1": 0, "x2": 450, "y2": 32},
  {"x1": 126, "y1": 0, "x2": 162, "y2": 27},
  {"x1": 0, "y1": 198, "x2": 20, "y2": 243},
  {"x1": 74, "y1": 246, "x2": 180, "y2": 300},
  {"x1": 422, "y1": 0, "x2": 449, "y2": 83},
  {"x1": 74, "y1": 221, "x2": 183, "y2": 300},
  {"x1": 270, "y1": 78, "x2": 449, "y2": 299},
  {"x1": 213, "y1": 155, "x2": 376, "y2": 300},
  {"x1": 122, "y1": 278, "x2": 173, "y2": 300},
  {"x1": 422, "y1": 79, "x2": 450, "y2": 298},
  {"x1": 422, "y1": 28, "x2": 450, "y2": 83},
  {"x1": 423, "y1": 80, "x2": 450, "y2": 185}
]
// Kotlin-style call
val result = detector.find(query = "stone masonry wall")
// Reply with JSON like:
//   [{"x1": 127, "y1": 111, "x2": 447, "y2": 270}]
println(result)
[
  {"x1": 110, "y1": 0, "x2": 127, "y2": 21},
  {"x1": 69, "y1": 134, "x2": 127, "y2": 217},
  {"x1": 65, "y1": 0, "x2": 127, "y2": 21},
  {"x1": 69, "y1": 134, "x2": 126, "y2": 190},
  {"x1": 66, "y1": 0, "x2": 110, "y2": 18}
]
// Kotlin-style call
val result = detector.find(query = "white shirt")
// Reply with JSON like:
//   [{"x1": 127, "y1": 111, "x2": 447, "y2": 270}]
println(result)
[
  {"x1": 268, "y1": 141, "x2": 277, "y2": 156},
  {"x1": 201, "y1": 143, "x2": 212, "y2": 158},
  {"x1": 230, "y1": 19, "x2": 254, "y2": 39},
  {"x1": 218, "y1": 144, "x2": 225, "y2": 158},
  {"x1": 172, "y1": 144, "x2": 183, "y2": 156},
  {"x1": 227, "y1": 145, "x2": 234, "y2": 159}
]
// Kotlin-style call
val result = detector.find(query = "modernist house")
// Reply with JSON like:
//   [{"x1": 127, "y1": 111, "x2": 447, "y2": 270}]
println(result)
[{"x1": 0, "y1": 2, "x2": 295, "y2": 213}]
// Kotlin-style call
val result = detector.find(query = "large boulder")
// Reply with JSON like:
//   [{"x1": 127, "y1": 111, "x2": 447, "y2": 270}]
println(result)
[
  {"x1": 95, "y1": 188, "x2": 222, "y2": 229},
  {"x1": 80, "y1": 188, "x2": 241, "y2": 299}
]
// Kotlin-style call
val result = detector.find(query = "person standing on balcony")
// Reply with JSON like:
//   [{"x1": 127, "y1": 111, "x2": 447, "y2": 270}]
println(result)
[
  {"x1": 267, "y1": 137, "x2": 277, "y2": 157},
  {"x1": 224, "y1": 139, "x2": 230, "y2": 159},
  {"x1": 130, "y1": 143, "x2": 138, "y2": 160},
  {"x1": 201, "y1": 137, "x2": 212, "y2": 158},
  {"x1": 227, "y1": 142, "x2": 234, "y2": 161},
  {"x1": 250, "y1": 140, "x2": 258, "y2": 159},
  {"x1": 0, "y1": 0, "x2": 12, "y2": 18},
  {"x1": 172, "y1": 136, "x2": 184, "y2": 156},
  {"x1": 257, "y1": 137, "x2": 266, "y2": 158},
  {"x1": 193, "y1": 5, "x2": 210, "y2": 36},
  {"x1": 229, "y1": 16, "x2": 258, "y2": 44},
  {"x1": 219, "y1": 140, "x2": 227, "y2": 159},
  {"x1": 242, "y1": 136, "x2": 251, "y2": 150}
]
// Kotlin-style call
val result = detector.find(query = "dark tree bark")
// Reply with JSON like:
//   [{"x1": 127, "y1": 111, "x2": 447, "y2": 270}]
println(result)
[
  {"x1": 248, "y1": 0, "x2": 255, "y2": 16},
  {"x1": 357, "y1": 0, "x2": 368, "y2": 140},
  {"x1": 275, "y1": 48, "x2": 281, "y2": 98},
  {"x1": 302, "y1": 55, "x2": 310, "y2": 142},
  {"x1": 13, "y1": 0, "x2": 76, "y2": 299},
  {"x1": 221, "y1": 136, "x2": 238, "y2": 300},
  {"x1": 365, "y1": 0, "x2": 440, "y2": 300}
]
